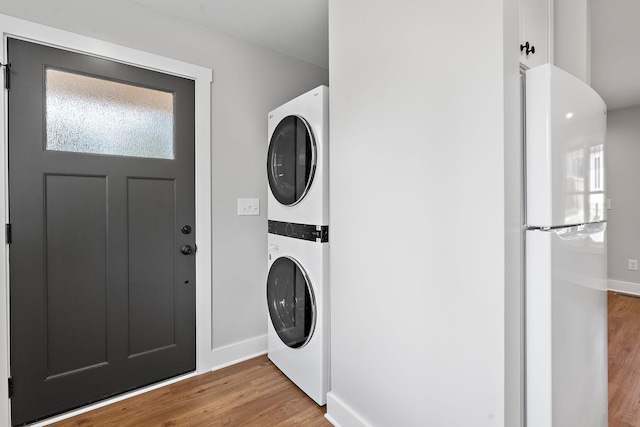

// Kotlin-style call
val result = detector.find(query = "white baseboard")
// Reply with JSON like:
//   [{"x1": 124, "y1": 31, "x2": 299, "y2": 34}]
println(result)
[
  {"x1": 209, "y1": 334, "x2": 267, "y2": 371},
  {"x1": 325, "y1": 392, "x2": 373, "y2": 427},
  {"x1": 608, "y1": 279, "x2": 640, "y2": 296}
]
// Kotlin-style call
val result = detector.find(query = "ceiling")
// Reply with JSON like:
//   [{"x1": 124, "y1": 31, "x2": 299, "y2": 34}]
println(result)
[{"x1": 129, "y1": 0, "x2": 635, "y2": 112}]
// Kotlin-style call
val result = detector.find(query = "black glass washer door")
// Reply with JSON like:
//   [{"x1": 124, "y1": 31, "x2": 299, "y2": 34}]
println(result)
[
  {"x1": 267, "y1": 257, "x2": 316, "y2": 348},
  {"x1": 267, "y1": 115, "x2": 317, "y2": 206}
]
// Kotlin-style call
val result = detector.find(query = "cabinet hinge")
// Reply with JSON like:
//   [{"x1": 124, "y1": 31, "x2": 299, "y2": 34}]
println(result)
[
  {"x1": 5, "y1": 224, "x2": 11, "y2": 245},
  {"x1": 8, "y1": 378, "x2": 13, "y2": 399},
  {"x1": 1, "y1": 63, "x2": 9, "y2": 90}
]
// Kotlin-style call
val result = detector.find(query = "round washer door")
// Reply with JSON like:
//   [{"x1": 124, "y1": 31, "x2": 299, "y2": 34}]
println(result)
[
  {"x1": 267, "y1": 115, "x2": 316, "y2": 206},
  {"x1": 267, "y1": 256, "x2": 316, "y2": 348}
]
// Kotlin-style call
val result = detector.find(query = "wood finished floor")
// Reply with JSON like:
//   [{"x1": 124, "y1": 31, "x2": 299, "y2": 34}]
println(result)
[
  {"x1": 609, "y1": 291, "x2": 640, "y2": 427},
  {"x1": 49, "y1": 355, "x2": 330, "y2": 427},
  {"x1": 47, "y1": 292, "x2": 640, "y2": 426}
]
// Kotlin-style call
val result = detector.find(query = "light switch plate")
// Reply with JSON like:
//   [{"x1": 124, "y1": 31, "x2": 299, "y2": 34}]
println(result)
[{"x1": 238, "y1": 198, "x2": 260, "y2": 216}]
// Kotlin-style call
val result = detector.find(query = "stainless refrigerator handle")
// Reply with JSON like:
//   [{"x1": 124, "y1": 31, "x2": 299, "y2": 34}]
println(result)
[{"x1": 525, "y1": 219, "x2": 607, "y2": 231}]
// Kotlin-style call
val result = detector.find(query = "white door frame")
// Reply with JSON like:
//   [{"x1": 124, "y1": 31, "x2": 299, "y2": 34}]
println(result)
[{"x1": 0, "y1": 14, "x2": 213, "y2": 425}]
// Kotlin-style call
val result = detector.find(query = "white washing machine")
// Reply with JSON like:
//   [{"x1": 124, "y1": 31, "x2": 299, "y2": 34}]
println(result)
[
  {"x1": 266, "y1": 233, "x2": 329, "y2": 405},
  {"x1": 267, "y1": 85, "x2": 329, "y2": 228}
]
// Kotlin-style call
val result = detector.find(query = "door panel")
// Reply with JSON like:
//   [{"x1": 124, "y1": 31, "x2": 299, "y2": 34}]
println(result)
[
  {"x1": 45, "y1": 174, "x2": 109, "y2": 378},
  {"x1": 128, "y1": 178, "x2": 177, "y2": 356},
  {"x1": 8, "y1": 38, "x2": 196, "y2": 426}
]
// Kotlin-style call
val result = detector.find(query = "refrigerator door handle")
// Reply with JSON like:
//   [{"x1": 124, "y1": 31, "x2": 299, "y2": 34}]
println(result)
[
  {"x1": 525, "y1": 220, "x2": 607, "y2": 232},
  {"x1": 554, "y1": 222, "x2": 606, "y2": 240},
  {"x1": 526, "y1": 221, "x2": 607, "y2": 240}
]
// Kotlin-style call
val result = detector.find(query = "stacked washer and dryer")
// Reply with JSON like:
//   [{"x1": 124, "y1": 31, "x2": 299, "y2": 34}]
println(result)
[{"x1": 266, "y1": 86, "x2": 329, "y2": 406}]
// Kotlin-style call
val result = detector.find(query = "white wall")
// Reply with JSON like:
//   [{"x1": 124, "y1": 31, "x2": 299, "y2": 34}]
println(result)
[
  {"x1": 605, "y1": 106, "x2": 640, "y2": 294},
  {"x1": 504, "y1": 1, "x2": 524, "y2": 425},
  {"x1": 326, "y1": 0, "x2": 520, "y2": 426},
  {"x1": 0, "y1": 0, "x2": 328, "y2": 370},
  {"x1": 554, "y1": 0, "x2": 591, "y2": 82}
]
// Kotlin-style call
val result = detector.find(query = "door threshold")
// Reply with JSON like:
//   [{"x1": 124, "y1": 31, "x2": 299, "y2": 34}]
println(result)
[{"x1": 27, "y1": 372, "x2": 198, "y2": 427}]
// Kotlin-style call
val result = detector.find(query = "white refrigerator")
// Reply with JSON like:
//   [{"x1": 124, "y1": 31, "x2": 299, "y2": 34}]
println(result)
[{"x1": 525, "y1": 64, "x2": 608, "y2": 427}]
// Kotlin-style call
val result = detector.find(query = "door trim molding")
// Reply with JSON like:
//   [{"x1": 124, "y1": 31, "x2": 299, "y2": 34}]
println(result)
[{"x1": 0, "y1": 14, "x2": 213, "y2": 425}]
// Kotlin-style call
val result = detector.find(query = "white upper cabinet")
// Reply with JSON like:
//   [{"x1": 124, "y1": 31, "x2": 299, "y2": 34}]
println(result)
[{"x1": 520, "y1": 0, "x2": 551, "y2": 68}]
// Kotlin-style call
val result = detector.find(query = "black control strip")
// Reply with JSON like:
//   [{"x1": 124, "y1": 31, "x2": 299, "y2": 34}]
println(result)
[{"x1": 268, "y1": 220, "x2": 329, "y2": 243}]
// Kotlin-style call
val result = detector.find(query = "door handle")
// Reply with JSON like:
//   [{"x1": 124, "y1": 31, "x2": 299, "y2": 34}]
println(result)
[{"x1": 180, "y1": 245, "x2": 193, "y2": 255}]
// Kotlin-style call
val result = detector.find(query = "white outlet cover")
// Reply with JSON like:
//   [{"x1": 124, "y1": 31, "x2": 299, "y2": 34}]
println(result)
[{"x1": 237, "y1": 198, "x2": 260, "y2": 216}]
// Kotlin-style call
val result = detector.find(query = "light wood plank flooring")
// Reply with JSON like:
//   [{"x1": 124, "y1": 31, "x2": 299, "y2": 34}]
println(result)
[
  {"x1": 609, "y1": 291, "x2": 640, "y2": 427},
  {"x1": 49, "y1": 292, "x2": 640, "y2": 426},
  {"x1": 50, "y1": 355, "x2": 330, "y2": 427}
]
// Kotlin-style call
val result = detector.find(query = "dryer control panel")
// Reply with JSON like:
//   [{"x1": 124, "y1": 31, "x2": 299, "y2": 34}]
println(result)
[{"x1": 268, "y1": 220, "x2": 328, "y2": 243}]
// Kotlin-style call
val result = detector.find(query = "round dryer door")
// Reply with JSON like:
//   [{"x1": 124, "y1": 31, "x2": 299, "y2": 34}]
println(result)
[
  {"x1": 267, "y1": 256, "x2": 316, "y2": 348},
  {"x1": 267, "y1": 115, "x2": 316, "y2": 206}
]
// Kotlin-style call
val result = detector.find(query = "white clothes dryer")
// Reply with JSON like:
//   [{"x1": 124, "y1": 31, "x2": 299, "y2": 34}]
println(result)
[
  {"x1": 267, "y1": 85, "x2": 329, "y2": 227},
  {"x1": 266, "y1": 233, "x2": 329, "y2": 405}
]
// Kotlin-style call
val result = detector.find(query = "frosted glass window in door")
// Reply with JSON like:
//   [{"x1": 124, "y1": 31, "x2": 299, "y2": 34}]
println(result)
[{"x1": 45, "y1": 68, "x2": 174, "y2": 159}]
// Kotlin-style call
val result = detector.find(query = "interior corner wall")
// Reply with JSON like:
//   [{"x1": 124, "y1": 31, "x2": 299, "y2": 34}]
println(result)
[
  {"x1": 503, "y1": 0, "x2": 524, "y2": 424},
  {"x1": 327, "y1": 1, "x2": 514, "y2": 426},
  {"x1": 0, "y1": 0, "x2": 329, "y2": 370},
  {"x1": 605, "y1": 106, "x2": 640, "y2": 295},
  {"x1": 554, "y1": 0, "x2": 590, "y2": 83}
]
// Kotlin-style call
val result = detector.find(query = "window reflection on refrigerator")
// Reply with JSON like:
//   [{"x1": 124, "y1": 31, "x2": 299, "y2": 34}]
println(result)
[{"x1": 564, "y1": 143, "x2": 604, "y2": 243}]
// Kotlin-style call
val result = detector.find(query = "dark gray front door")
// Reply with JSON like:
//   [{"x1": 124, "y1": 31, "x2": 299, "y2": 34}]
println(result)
[{"x1": 7, "y1": 38, "x2": 196, "y2": 426}]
